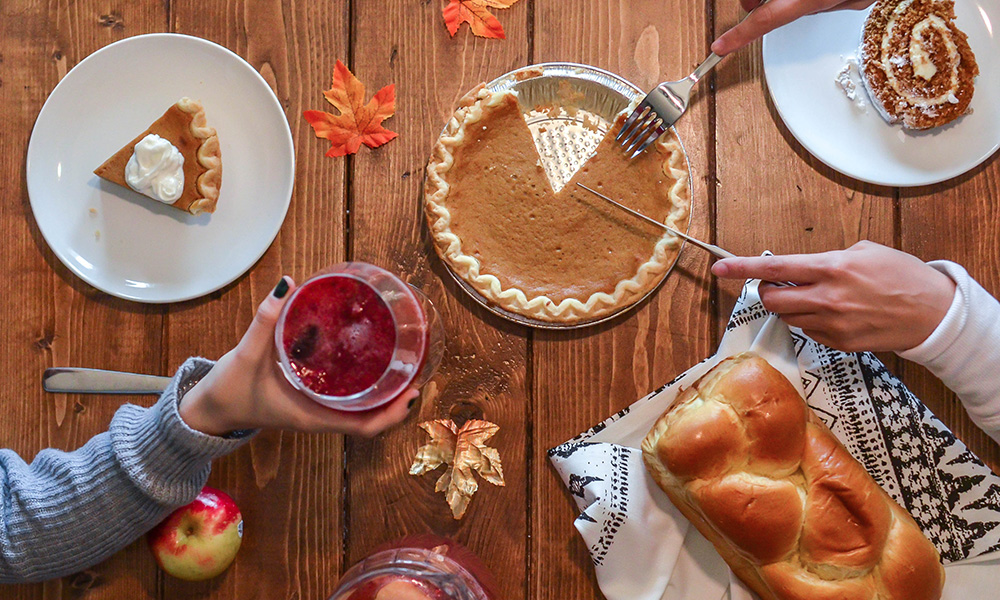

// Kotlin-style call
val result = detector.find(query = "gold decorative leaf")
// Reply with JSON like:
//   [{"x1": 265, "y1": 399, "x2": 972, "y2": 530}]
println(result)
[
  {"x1": 410, "y1": 418, "x2": 505, "y2": 519},
  {"x1": 409, "y1": 419, "x2": 457, "y2": 475}
]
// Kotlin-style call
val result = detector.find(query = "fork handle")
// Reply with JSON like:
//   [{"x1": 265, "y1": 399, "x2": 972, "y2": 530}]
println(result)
[
  {"x1": 686, "y1": 0, "x2": 768, "y2": 84},
  {"x1": 689, "y1": 52, "x2": 724, "y2": 84}
]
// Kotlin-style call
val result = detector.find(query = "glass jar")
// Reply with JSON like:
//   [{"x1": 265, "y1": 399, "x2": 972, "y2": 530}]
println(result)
[{"x1": 329, "y1": 537, "x2": 495, "y2": 600}]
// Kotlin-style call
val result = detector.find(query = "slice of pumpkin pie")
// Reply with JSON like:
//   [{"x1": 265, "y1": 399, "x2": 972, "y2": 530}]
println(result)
[
  {"x1": 424, "y1": 86, "x2": 690, "y2": 324},
  {"x1": 94, "y1": 97, "x2": 222, "y2": 215}
]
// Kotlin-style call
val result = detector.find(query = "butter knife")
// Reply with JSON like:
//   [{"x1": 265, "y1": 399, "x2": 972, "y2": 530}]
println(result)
[
  {"x1": 576, "y1": 183, "x2": 736, "y2": 259},
  {"x1": 43, "y1": 368, "x2": 170, "y2": 395},
  {"x1": 575, "y1": 183, "x2": 797, "y2": 286}
]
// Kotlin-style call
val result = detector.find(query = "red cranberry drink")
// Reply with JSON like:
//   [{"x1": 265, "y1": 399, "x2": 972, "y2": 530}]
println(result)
[
  {"x1": 282, "y1": 275, "x2": 395, "y2": 396},
  {"x1": 276, "y1": 263, "x2": 443, "y2": 411},
  {"x1": 330, "y1": 536, "x2": 496, "y2": 600}
]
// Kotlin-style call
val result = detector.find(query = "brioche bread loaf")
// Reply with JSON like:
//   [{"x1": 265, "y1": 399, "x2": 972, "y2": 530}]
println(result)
[
  {"x1": 641, "y1": 352, "x2": 945, "y2": 600},
  {"x1": 859, "y1": 0, "x2": 978, "y2": 130}
]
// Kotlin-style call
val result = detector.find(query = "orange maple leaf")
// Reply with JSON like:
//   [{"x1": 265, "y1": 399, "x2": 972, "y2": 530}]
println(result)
[
  {"x1": 303, "y1": 60, "x2": 398, "y2": 157},
  {"x1": 443, "y1": 0, "x2": 521, "y2": 40}
]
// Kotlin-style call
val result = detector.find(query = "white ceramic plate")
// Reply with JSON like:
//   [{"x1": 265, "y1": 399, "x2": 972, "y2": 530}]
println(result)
[
  {"x1": 27, "y1": 34, "x2": 294, "y2": 302},
  {"x1": 762, "y1": 1, "x2": 999, "y2": 187}
]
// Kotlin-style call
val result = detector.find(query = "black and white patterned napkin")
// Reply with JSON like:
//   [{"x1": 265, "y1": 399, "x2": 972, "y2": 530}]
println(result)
[{"x1": 549, "y1": 278, "x2": 1000, "y2": 600}]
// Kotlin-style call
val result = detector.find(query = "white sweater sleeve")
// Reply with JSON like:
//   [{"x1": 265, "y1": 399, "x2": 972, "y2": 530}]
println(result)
[{"x1": 897, "y1": 261, "x2": 1000, "y2": 444}]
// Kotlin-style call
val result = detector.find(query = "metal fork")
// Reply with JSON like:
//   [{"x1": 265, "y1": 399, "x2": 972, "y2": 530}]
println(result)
[{"x1": 616, "y1": 52, "x2": 725, "y2": 158}]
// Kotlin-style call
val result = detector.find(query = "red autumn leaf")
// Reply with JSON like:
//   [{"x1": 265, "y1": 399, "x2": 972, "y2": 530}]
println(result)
[
  {"x1": 303, "y1": 60, "x2": 398, "y2": 157},
  {"x1": 443, "y1": 0, "x2": 521, "y2": 40}
]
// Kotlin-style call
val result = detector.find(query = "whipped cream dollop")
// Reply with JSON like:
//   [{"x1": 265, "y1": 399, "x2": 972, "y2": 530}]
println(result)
[
  {"x1": 835, "y1": 55, "x2": 867, "y2": 110},
  {"x1": 125, "y1": 134, "x2": 185, "y2": 203}
]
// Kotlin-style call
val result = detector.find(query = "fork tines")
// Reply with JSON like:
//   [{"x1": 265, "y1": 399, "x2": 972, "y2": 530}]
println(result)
[{"x1": 615, "y1": 102, "x2": 667, "y2": 160}]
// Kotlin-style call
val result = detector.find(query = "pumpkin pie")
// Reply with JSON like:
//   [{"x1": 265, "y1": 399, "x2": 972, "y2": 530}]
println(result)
[
  {"x1": 94, "y1": 98, "x2": 222, "y2": 214},
  {"x1": 425, "y1": 86, "x2": 690, "y2": 323}
]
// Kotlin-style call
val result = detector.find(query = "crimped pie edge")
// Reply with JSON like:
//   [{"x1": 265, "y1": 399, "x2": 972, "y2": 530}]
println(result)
[
  {"x1": 176, "y1": 97, "x2": 222, "y2": 215},
  {"x1": 424, "y1": 85, "x2": 691, "y2": 323}
]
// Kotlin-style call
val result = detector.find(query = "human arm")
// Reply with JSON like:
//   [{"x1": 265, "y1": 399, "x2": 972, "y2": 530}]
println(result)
[
  {"x1": 0, "y1": 358, "x2": 249, "y2": 583},
  {"x1": 896, "y1": 261, "x2": 1000, "y2": 443},
  {"x1": 0, "y1": 278, "x2": 415, "y2": 583},
  {"x1": 711, "y1": 0, "x2": 876, "y2": 56},
  {"x1": 711, "y1": 242, "x2": 1000, "y2": 443},
  {"x1": 711, "y1": 241, "x2": 955, "y2": 352}
]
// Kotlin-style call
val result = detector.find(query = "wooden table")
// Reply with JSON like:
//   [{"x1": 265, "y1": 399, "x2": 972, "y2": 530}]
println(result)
[{"x1": 1, "y1": 1, "x2": 997, "y2": 598}]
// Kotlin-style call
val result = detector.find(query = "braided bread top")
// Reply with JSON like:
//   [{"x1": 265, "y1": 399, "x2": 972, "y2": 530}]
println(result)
[{"x1": 641, "y1": 352, "x2": 945, "y2": 600}]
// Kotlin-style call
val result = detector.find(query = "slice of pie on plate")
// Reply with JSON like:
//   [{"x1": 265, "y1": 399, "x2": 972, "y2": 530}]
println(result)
[
  {"x1": 94, "y1": 97, "x2": 222, "y2": 215},
  {"x1": 424, "y1": 85, "x2": 690, "y2": 324}
]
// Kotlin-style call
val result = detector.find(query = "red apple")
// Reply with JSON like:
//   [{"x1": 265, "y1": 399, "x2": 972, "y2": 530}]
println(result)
[{"x1": 147, "y1": 486, "x2": 243, "y2": 581}]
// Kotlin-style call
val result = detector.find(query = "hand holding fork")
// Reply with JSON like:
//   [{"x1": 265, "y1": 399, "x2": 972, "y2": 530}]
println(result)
[
  {"x1": 621, "y1": 0, "x2": 877, "y2": 157},
  {"x1": 617, "y1": 0, "x2": 777, "y2": 158},
  {"x1": 618, "y1": 0, "x2": 877, "y2": 158},
  {"x1": 616, "y1": 52, "x2": 726, "y2": 159}
]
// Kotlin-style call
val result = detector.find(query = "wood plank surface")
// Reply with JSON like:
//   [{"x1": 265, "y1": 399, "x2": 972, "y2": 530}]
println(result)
[
  {"x1": 711, "y1": 5, "x2": 895, "y2": 322},
  {"x1": 0, "y1": 2, "x2": 168, "y2": 599},
  {"x1": 346, "y1": 3, "x2": 531, "y2": 599},
  {"x1": 0, "y1": 1, "x2": 998, "y2": 600},
  {"x1": 162, "y1": 1, "x2": 351, "y2": 599},
  {"x1": 530, "y1": 1, "x2": 713, "y2": 599}
]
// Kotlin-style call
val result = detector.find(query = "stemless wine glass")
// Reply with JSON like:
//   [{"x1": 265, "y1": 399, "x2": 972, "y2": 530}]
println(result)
[
  {"x1": 329, "y1": 536, "x2": 495, "y2": 600},
  {"x1": 275, "y1": 262, "x2": 444, "y2": 411}
]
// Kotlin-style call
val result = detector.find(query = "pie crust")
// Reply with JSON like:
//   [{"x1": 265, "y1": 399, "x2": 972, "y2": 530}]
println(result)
[
  {"x1": 94, "y1": 97, "x2": 222, "y2": 214},
  {"x1": 425, "y1": 85, "x2": 690, "y2": 323}
]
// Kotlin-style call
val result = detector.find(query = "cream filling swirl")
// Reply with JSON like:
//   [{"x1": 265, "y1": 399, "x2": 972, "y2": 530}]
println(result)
[
  {"x1": 882, "y1": 1, "x2": 960, "y2": 106},
  {"x1": 909, "y1": 17, "x2": 942, "y2": 80}
]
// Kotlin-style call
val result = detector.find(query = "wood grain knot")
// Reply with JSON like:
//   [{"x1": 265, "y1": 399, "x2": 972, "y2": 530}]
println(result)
[
  {"x1": 98, "y1": 13, "x2": 124, "y2": 30},
  {"x1": 68, "y1": 569, "x2": 103, "y2": 591},
  {"x1": 34, "y1": 331, "x2": 55, "y2": 351},
  {"x1": 449, "y1": 400, "x2": 485, "y2": 425}
]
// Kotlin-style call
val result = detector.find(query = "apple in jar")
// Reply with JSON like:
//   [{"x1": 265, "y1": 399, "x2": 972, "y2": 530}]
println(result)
[
  {"x1": 147, "y1": 486, "x2": 243, "y2": 581},
  {"x1": 345, "y1": 577, "x2": 446, "y2": 600}
]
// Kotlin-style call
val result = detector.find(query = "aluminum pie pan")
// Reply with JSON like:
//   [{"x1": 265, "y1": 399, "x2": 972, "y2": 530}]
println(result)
[{"x1": 428, "y1": 62, "x2": 694, "y2": 330}]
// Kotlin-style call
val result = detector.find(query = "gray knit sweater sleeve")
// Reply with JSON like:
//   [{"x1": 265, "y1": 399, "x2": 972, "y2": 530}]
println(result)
[{"x1": 0, "y1": 357, "x2": 254, "y2": 583}]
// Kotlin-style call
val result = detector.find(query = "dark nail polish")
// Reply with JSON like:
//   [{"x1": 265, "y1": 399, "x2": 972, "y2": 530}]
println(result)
[
  {"x1": 407, "y1": 396, "x2": 418, "y2": 410},
  {"x1": 273, "y1": 277, "x2": 289, "y2": 298}
]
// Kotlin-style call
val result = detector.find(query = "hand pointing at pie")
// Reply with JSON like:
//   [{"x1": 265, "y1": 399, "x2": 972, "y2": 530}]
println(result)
[{"x1": 711, "y1": 241, "x2": 955, "y2": 352}]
